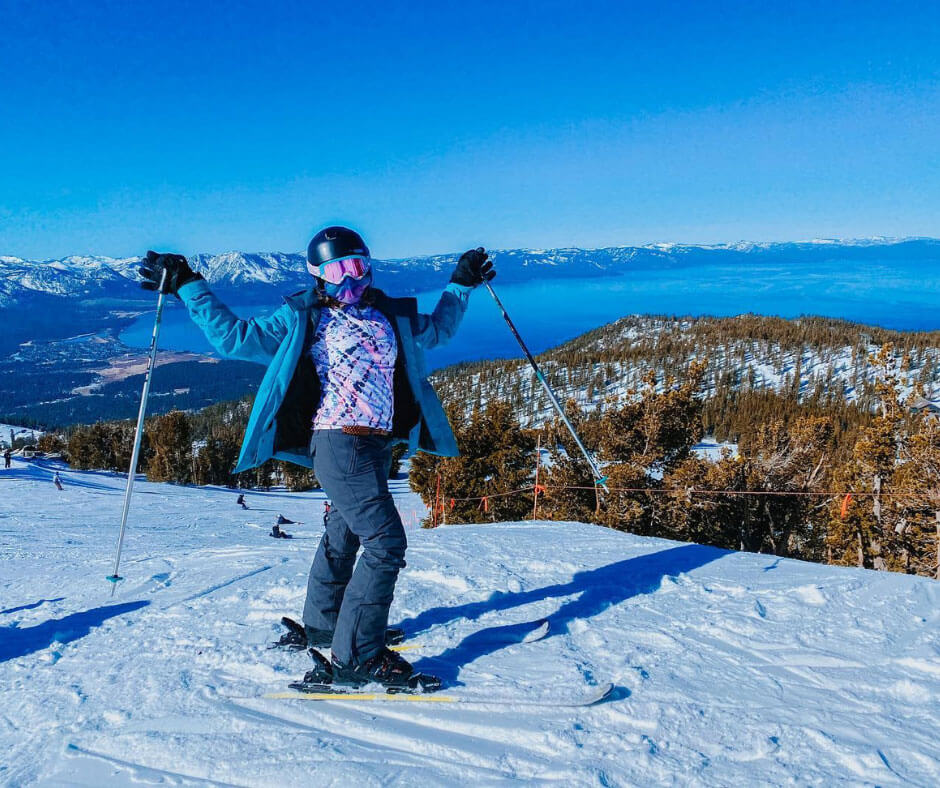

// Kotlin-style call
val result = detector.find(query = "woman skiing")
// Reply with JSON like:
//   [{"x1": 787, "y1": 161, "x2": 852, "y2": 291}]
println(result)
[{"x1": 138, "y1": 227, "x2": 493, "y2": 691}]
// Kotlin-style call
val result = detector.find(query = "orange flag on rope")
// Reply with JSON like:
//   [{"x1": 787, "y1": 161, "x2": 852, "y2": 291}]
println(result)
[{"x1": 840, "y1": 493, "x2": 852, "y2": 520}]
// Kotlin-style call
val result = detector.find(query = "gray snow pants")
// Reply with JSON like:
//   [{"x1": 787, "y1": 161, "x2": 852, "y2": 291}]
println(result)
[{"x1": 302, "y1": 429, "x2": 406, "y2": 665}]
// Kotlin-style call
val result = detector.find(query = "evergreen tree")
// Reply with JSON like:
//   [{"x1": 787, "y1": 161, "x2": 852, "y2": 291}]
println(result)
[
  {"x1": 193, "y1": 423, "x2": 243, "y2": 487},
  {"x1": 146, "y1": 410, "x2": 193, "y2": 484},
  {"x1": 538, "y1": 401, "x2": 601, "y2": 525},
  {"x1": 281, "y1": 462, "x2": 317, "y2": 492},
  {"x1": 410, "y1": 402, "x2": 535, "y2": 526}
]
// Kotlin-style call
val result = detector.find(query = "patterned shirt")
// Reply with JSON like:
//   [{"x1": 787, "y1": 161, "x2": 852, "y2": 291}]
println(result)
[{"x1": 310, "y1": 305, "x2": 397, "y2": 431}]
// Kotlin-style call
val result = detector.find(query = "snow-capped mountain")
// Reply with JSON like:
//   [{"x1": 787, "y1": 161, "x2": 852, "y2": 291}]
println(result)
[
  {"x1": 0, "y1": 255, "x2": 142, "y2": 306},
  {"x1": 4, "y1": 237, "x2": 939, "y2": 308}
]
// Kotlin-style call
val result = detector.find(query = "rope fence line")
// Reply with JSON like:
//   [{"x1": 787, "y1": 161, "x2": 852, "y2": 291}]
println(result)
[
  {"x1": 427, "y1": 477, "x2": 940, "y2": 526},
  {"x1": 438, "y1": 483, "x2": 937, "y2": 502}
]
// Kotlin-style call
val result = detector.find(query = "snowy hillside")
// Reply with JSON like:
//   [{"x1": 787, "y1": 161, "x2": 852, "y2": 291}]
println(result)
[
  {"x1": 432, "y1": 315, "x2": 940, "y2": 426},
  {"x1": 0, "y1": 423, "x2": 44, "y2": 448},
  {"x1": 1, "y1": 458, "x2": 938, "y2": 785}
]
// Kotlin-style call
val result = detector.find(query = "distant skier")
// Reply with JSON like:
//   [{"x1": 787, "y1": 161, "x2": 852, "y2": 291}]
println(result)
[
  {"x1": 236, "y1": 493, "x2": 248, "y2": 509},
  {"x1": 138, "y1": 227, "x2": 492, "y2": 692},
  {"x1": 53, "y1": 472, "x2": 63, "y2": 490},
  {"x1": 3, "y1": 449, "x2": 10, "y2": 469},
  {"x1": 322, "y1": 500, "x2": 331, "y2": 528}
]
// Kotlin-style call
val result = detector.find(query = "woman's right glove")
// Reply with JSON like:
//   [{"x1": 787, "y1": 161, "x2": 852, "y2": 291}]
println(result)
[
  {"x1": 450, "y1": 247, "x2": 495, "y2": 287},
  {"x1": 138, "y1": 250, "x2": 202, "y2": 297}
]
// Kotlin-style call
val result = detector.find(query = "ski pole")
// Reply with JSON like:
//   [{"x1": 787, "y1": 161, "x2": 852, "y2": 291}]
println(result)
[
  {"x1": 107, "y1": 268, "x2": 169, "y2": 595},
  {"x1": 482, "y1": 279, "x2": 609, "y2": 491}
]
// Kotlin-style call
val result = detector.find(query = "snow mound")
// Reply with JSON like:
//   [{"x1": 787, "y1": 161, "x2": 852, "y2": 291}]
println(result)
[{"x1": 1, "y1": 458, "x2": 938, "y2": 786}]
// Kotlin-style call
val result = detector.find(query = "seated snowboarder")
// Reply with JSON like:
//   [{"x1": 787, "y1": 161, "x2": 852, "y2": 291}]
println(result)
[
  {"x1": 271, "y1": 514, "x2": 296, "y2": 539},
  {"x1": 138, "y1": 227, "x2": 492, "y2": 692},
  {"x1": 236, "y1": 493, "x2": 248, "y2": 509},
  {"x1": 271, "y1": 522, "x2": 293, "y2": 539}
]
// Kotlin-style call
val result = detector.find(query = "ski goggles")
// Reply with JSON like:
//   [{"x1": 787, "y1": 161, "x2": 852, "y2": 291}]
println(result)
[{"x1": 307, "y1": 255, "x2": 372, "y2": 284}]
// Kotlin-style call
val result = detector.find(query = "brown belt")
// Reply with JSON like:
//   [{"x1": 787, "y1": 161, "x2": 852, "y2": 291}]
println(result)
[{"x1": 341, "y1": 425, "x2": 392, "y2": 437}]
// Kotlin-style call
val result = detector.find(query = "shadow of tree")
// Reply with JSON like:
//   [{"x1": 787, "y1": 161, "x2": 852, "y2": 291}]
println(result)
[
  {"x1": 0, "y1": 601, "x2": 149, "y2": 663},
  {"x1": 400, "y1": 543, "x2": 726, "y2": 686}
]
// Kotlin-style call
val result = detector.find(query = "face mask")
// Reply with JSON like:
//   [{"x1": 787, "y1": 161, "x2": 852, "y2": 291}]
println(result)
[{"x1": 323, "y1": 269, "x2": 373, "y2": 305}]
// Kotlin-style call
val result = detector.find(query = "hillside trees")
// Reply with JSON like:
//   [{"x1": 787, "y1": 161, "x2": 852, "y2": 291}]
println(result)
[
  {"x1": 663, "y1": 416, "x2": 832, "y2": 559},
  {"x1": 592, "y1": 361, "x2": 707, "y2": 534},
  {"x1": 410, "y1": 401, "x2": 536, "y2": 525},
  {"x1": 535, "y1": 401, "x2": 600, "y2": 525},
  {"x1": 37, "y1": 432, "x2": 67, "y2": 456},
  {"x1": 67, "y1": 421, "x2": 146, "y2": 472},
  {"x1": 827, "y1": 347, "x2": 940, "y2": 575},
  {"x1": 193, "y1": 423, "x2": 243, "y2": 487},
  {"x1": 146, "y1": 410, "x2": 192, "y2": 484}
]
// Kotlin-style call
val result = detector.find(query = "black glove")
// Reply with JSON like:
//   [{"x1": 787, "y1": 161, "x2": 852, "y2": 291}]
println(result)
[
  {"x1": 450, "y1": 247, "x2": 495, "y2": 287},
  {"x1": 138, "y1": 251, "x2": 201, "y2": 297}
]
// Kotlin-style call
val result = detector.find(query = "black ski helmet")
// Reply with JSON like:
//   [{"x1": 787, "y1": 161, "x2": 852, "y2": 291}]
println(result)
[{"x1": 306, "y1": 226, "x2": 370, "y2": 269}]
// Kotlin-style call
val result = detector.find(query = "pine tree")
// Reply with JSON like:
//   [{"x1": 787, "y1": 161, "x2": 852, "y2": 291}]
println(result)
[
  {"x1": 281, "y1": 462, "x2": 317, "y2": 492},
  {"x1": 538, "y1": 401, "x2": 600, "y2": 525},
  {"x1": 410, "y1": 402, "x2": 535, "y2": 526},
  {"x1": 193, "y1": 423, "x2": 243, "y2": 487},
  {"x1": 828, "y1": 346, "x2": 903, "y2": 570},
  {"x1": 146, "y1": 410, "x2": 192, "y2": 484}
]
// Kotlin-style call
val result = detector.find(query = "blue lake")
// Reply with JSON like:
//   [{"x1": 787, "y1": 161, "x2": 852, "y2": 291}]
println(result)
[{"x1": 120, "y1": 259, "x2": 940, "y2": 371}]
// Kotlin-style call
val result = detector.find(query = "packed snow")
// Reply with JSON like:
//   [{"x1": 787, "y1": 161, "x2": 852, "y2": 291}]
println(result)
[{"x1": 1, "y1": 457, "x2": 938, "y2": 786}]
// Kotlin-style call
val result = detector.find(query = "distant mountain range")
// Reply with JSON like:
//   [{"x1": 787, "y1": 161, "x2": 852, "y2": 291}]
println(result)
[{"x1": 4, "y1": 237, "x2": 940, "y2": 308}]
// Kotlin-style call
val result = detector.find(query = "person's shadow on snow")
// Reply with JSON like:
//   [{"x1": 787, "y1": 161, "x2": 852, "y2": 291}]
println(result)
[{"x1": 399, "y1": 543, "x2": 725, "y2": 686}]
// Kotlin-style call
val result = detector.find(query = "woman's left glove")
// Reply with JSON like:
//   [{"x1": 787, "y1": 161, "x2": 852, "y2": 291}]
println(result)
[
  {"x1": 450, "y1": 247, "x2": 495, "y2": 287},
  {"x1": 138, "y1": 251, "x2": 202, "y2": 297}
]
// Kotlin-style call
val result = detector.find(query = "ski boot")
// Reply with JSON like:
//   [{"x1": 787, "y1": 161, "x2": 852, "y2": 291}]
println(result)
[{"x1": 330, "y1": 648, "x2": 442, "y2": 693}]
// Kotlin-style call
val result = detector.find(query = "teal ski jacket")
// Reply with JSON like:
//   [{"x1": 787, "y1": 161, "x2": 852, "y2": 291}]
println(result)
[{"x1": 177, "y1": 278, "x2": 469, "y2": 473}]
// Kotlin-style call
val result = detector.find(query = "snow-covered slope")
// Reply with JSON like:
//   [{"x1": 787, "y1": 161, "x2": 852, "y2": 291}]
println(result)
[
  {"x1": 0, "y1": 423, "x2": 44, "y2": 447},
  {"x1": 1, "y1": 459, "x2": 938, "y2": 786}
]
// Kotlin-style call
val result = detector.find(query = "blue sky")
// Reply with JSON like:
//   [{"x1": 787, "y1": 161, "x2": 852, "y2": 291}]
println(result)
[{"x1": 1, "y1": 0, "x2": 938, "y2": 259}]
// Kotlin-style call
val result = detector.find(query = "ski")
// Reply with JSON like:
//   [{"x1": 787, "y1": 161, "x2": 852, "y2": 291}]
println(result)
[{"x1": 265, "y1": 681, "x2": 614, "y2": 707}]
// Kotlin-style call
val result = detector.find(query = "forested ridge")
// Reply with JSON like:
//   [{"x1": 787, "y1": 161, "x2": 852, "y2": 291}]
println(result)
[
  {"x1": 431, "y1": 314, "x2": 940, "y2": 429},
  {"x1": 40, "y1": 314, "x2": 940, "y2": 579}
]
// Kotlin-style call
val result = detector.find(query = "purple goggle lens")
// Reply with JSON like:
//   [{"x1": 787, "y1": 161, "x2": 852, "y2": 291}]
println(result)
[{"x1": 308, "y1": 255, "x2": 371, "y2": 284}]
